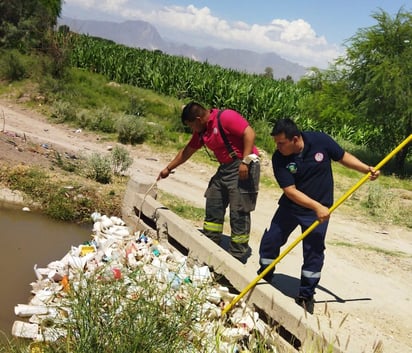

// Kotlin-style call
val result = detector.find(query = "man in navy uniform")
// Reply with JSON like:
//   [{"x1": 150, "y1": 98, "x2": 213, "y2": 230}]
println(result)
[{"x1": 258, "y1": 118, "x2": 380, "y2": 314}]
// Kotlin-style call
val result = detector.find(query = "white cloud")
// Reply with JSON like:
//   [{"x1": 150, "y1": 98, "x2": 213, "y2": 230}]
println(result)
[
  {"x1": 63, "y1": 1, "x2": 343, "y2": 68},
  {"x1": 64, "y1": 0, "x2": 128, "y2": 12},
  {"x1": 65, "y1": 0, "x2": 95, "y2": 7},
  {"x1": 102, "y1": 0, "x2": 128, "y2": 12}
]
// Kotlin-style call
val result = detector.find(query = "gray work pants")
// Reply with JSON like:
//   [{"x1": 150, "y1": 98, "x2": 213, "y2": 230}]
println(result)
[{"x1": 203, "y1": 159, "x2": 260, "y2": 259}]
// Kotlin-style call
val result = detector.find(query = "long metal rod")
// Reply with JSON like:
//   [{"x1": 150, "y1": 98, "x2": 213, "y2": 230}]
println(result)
[{"x1": 222, "y1": 134, "x2": 412, "y2": 315}]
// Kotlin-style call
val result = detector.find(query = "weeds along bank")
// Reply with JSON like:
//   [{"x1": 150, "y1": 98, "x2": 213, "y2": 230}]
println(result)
[
  {"x1": 0, "y1": 138, "x2": 134, "y2": 223},
  {"x1": 0, "y1": 164, "x2": 125, "y2": 223}
]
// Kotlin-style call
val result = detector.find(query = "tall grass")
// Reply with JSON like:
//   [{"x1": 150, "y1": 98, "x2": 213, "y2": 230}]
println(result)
[
  {"x1": 62, "y1": 268, "x2": 198, "y2": 353},
  {"x1": 2, "y1": 263, "x2": 283, "y2": 353}
]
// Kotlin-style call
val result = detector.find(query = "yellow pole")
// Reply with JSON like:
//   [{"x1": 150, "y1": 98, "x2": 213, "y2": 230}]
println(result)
[{"x1": 222, "y1": 134, "x2": 412, "y2": 316}]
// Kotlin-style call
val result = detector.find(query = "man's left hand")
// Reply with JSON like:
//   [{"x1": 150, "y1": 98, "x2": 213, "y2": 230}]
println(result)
[{"x1": 368, "y1": 167, "x2": 380, "y2": 181}]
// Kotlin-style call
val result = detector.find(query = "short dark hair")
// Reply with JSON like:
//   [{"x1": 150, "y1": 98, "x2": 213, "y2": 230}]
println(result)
[
  {"x1": 271, "y1": 118, "x2": 301, "y2": 139},
  {"x1": 181, "y1": 101, "x2": 207, "y2": 125}
]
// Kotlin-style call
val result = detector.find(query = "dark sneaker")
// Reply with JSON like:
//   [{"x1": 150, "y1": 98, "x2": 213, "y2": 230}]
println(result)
[{"x1": 295, "y1": 296, "x2": 314, "y2": 314}]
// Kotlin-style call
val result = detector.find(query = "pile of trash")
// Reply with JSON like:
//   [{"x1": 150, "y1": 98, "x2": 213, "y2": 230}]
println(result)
[{"x1": 12, "y1": 213, "x2": 279, "y2": 352}]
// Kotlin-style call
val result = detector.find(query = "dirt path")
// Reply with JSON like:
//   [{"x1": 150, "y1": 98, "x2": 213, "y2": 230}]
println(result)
[{"x1": 1, "y1": 101, "x2": 411, "y2": 352}]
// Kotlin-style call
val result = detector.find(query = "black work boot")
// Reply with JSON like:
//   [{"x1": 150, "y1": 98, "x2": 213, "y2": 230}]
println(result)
[
  {"x1": 295, "y1": 296, "x2": 315, "y2": 314},
  {"x1": 229, "y1": 242, "x2": 251, "y2": 264},
  {"x1": 202, "y1": 230, "x2": 222, "y2": 245}
]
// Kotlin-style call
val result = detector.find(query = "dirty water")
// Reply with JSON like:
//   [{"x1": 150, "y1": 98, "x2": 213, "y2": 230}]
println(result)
[{"x1": 0, "y1": 206, "x2": 91, "y2": 336}]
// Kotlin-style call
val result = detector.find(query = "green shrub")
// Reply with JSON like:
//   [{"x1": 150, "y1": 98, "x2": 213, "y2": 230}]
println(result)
[
  {"x1": 38, "y1": 74, "x2": 65, "y2": 96},
  {"x1": 362, "y1": 183, "x2": 412, "y2": 227},
  {"x1": 167, "y1": 105, "x2": 187, "y2": 134},
  {"x1": 110, "y1": 145, "x2": 133, "y2": 175},
  {"x1": 116, "y1": 114, "x2": 147, "y2": 144},
  {"x1": 51, "y1": 100, "x2": 77, "y2": 123},
  {"x1": 76, "y1": 109, "x2": 92, "y2": 128},
  {"x1": 46, "y1": 188, "x2": 78, "y2": 221},
  {"x1": 146, "y1": 122, "x2": 166, "y2": 145},
  {"x1": 363, "y1": 183, "x2": 394, "y2": 216},
  {"x1": 89, "y1": 106, "x2": 115, "y2": 133},
  {"x1": 4, "y1": 166, "x2": 96, "y2": 222},
  {"x1": 6, "y1": 167, "x2": 49, "y2": 199},
  {"x1": 84, "y1": 153, "x2": 112, "y2": 184},
  {"x1": 253, "y1": 119, "x2": 275, "y2": 155},
  {"x1": 0, "y1": 50, "x2": 27, "y2": 81},
  {"x1": 126, "y1": 96, "x2": 146, "y2": 116},
  {"x1": 53, "y1": 151, "x2": 78, "y2": 172}
]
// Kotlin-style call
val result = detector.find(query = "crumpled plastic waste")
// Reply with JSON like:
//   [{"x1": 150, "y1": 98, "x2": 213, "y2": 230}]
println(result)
[{"x1": 12, "y1": 213, "x2": 278, "y2": 352}]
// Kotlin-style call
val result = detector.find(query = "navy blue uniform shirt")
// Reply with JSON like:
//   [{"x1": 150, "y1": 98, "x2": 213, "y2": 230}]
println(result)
[{"x1": 272, "y1": 132, "x2": 345, "y2": 211}]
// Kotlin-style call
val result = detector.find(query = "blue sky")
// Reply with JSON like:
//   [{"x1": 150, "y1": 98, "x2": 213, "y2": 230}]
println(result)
[{"x1": 61, "y1": 0, "x2": 410, "y2": 69}]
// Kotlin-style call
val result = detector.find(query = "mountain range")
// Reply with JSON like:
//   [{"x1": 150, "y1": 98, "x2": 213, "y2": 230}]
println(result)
[{"x1": 58, "y1": 17, "x2": 309, "y2": 81}]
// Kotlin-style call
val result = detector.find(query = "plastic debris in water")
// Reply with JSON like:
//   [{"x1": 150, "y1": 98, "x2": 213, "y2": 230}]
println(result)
[{"x1": 12, "y1": 213, "x2": 279, "y2": 352}]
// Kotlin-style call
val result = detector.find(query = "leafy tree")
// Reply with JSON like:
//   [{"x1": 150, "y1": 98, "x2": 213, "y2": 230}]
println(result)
[
  {"x1": 0, "y1": 0, "x2": 62, "y2": 51},
  {"x1": 297, "y1": 66, "x2": 360, "y2": 140},
  {"x1": 283, "y1": 74, "x2": 294, "y2": 83},
  {"x1": 262, "y1": 66, "x2": 274, "y2": 79},
  {"x1": 341, "y1": 8, "x2": 412, "y2": 171}
]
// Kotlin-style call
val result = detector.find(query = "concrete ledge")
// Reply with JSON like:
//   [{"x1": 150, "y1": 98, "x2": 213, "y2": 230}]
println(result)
[
  {"x1": 123, "y1": 172, "x2": 343, "y2": 353},
  {"x1": 0, "y1": 187, "x2": 40, "y2": 210}
]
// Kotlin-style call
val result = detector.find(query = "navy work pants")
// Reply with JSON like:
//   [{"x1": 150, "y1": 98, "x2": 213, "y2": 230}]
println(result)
[{"x1": 259, "y1": 206, "x2": 329, "y2": 298}]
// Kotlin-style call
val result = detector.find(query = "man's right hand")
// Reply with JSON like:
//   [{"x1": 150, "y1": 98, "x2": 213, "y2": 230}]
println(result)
[
  {"x1": 157, "y1": 167, "x2": 173, "y2": 181},
  {"x1": 315, "y1": 204, "x2": 330, "y2": 223}
]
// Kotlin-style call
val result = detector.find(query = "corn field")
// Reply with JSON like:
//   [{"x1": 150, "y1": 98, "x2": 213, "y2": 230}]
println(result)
[{"x1": 66, "y1": 34, "x2": 309, "y2": 125}]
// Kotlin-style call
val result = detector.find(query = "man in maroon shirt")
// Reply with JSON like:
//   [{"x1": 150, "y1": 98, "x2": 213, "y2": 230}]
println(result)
[{"x1": 158, "y1": 102, "x2": 260, "y2": 263}]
